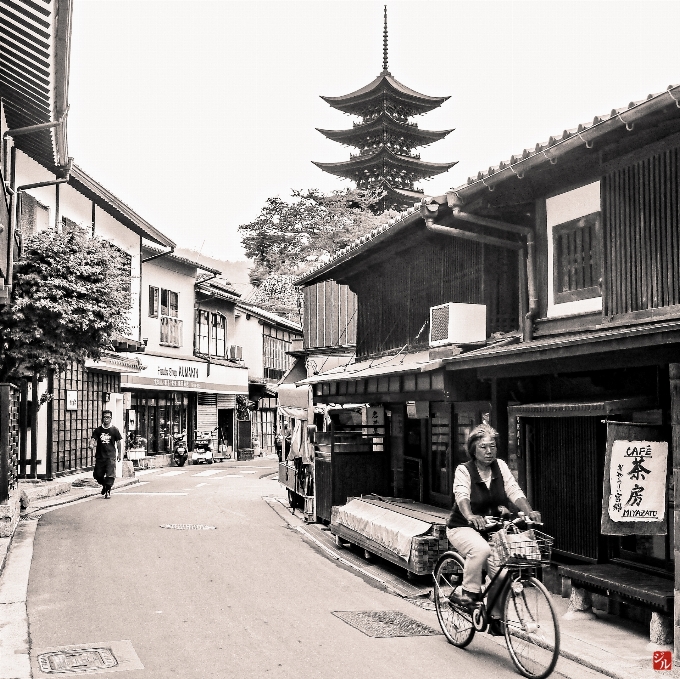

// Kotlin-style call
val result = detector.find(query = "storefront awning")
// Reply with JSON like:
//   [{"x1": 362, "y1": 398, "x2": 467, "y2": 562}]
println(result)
[
  {"x1": 297, "y1": 349, "x2": 442, "y2": 385},
  {"x1": 509, "y1": 396, "x2": 656, "y2": 418},
  {"x1": 85, "y1": 353, "x2": 144, "y2": 374}
]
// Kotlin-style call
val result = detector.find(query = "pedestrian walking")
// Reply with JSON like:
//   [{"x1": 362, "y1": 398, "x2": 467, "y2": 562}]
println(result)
[{"x1": 90, "y1": 410, "x2": 122, "y2": 499}]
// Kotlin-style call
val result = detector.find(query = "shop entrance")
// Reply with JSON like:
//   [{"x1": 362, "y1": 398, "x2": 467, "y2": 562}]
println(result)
[
  {"x1": 218, "y1": 408, "x2": 234, "y2": 457},
  {"x1": 523, "y1": 416, "x2": 605, "y2": 562}
]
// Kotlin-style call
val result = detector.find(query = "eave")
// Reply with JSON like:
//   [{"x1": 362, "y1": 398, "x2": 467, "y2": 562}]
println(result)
[
  {"x1": 71, "y1": 166, "x2": 175, "y2": 248},
  {"x1": 450, "y1": 84, "x2": 680, "y2": 209},
  {"x1": 321, "y1": 72, "x2": 449, "y2": 116},
  {"x1": 313, "y1": 146, "x2": 457, "y2": 179},
  {"x1": 0, "y1": 0, "x2": 71, "y2": 170},
  {"x1": 316, "y1": 113, "x2": 453, "y2": 147}
]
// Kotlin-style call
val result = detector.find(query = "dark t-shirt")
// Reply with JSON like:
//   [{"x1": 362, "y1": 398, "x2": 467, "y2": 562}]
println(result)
[{"x1": 91, "y1": 425, "x2": 122, "y2": 461}]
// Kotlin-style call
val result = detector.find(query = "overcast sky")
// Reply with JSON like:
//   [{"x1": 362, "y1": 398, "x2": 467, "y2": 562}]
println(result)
[{"x1": 67, "y1": 1, "x2": 680, "y2": 260}]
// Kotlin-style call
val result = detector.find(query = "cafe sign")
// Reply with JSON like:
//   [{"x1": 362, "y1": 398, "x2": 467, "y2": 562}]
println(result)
[
  {"x1": 608, "y1": 440, "x2": 667, "y2": 522},
  {"x1": 602, "y1": 422, "x2": 667, "y2": 536}
]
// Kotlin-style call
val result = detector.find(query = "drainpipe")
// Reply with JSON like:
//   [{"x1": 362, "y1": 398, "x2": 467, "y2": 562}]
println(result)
[
  {"x1": 524, "y1": 233, "x2": 538, "y2": 342},
  {"x1": 425, "y1": 198, "x2": 539, "y2": 341}
]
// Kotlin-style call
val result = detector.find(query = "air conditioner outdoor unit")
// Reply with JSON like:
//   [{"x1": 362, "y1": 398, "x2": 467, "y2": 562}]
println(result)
[
  {"x1": 228, "y1": 345, "x2": 242, "y2": 360},
  {"x1": 429, "y1": 303, "x2": 486, "y2": 347}
]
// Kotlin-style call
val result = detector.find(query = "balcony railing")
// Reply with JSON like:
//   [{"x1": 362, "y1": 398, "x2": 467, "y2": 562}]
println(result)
[{"x1": 160, "y1": 317, "x2": 183, "y2": 347}]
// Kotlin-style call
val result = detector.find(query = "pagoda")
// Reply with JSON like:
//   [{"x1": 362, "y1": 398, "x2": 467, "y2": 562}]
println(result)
[{"x1": 313, "y1": 7, "x2": 457, "y2": 211}]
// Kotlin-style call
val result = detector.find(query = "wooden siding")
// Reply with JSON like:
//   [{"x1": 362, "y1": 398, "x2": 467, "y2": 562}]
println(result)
[
  {"x1": 529, "y1": 417, "x2": 601, "y2": 561},
  {"x1": 353, "y1": 238, "x2": 519, "y2": 357},
  {"x1": 303, "y1": 281, "x2": 357, "y2": 349},
  {"x1": 52, "y1": 363, "x2": 120, "y2": 474},
  {"x1": 603, "y1": 145, "x2": 680, "y2": 316}
]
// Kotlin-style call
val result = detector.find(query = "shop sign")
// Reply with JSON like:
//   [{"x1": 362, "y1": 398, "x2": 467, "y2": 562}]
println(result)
[
  {"x1": 601, "y1": 422, "x2": 667, "y2": 536},
  {"x1": 607, "y1": 440, "x2": 667, "y2": 522},
  {"x1": 66, "y1": 391, "x2": 77, "y2": 411}
]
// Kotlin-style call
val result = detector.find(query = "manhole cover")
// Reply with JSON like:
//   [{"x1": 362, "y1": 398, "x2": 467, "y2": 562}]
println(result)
[
  {"x1": 37, "y1": 647, "x2": 117, "y2": 674},
  {"x1": 159, "y1": 524, "x2": 216, "y2": 530},
  {"x1": 332, "y1": 610, "x2": 441, "y2": 638}
]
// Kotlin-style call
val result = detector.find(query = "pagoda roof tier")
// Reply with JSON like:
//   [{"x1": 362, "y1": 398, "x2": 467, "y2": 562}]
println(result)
[
  {"x1": 378, "y1": 181, "x2": 425, "y2": 206},
  {"x1": 313, "y1": 146, "x2": 457, "y2": 180},
  {"x1": 321, "y1": 72, "x2": 449, "y2": 116},
  {"x1": 316, "y1": 112, "x2": 453, "y2": 149}
]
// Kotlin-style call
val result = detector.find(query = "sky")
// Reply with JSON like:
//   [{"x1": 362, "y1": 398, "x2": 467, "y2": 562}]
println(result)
[{"x1": 67, "y1": 1, "x2": 680, "y2": 261}]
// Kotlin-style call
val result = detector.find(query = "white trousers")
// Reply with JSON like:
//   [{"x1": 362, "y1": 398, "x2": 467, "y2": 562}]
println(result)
[{"x1": 446, "y1": 526, "x2": 493, "y2": 594}]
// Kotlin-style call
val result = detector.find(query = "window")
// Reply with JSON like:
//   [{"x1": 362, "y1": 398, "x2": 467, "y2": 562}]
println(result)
[
  {"x1": 263, "y1": 333, "x2": 292, "y2": 380},
  {"x1": 159, "y1": 288, "x2": 181, "y2": 347},
  {"x1": 160, "y1": 288, "x2": 178, "y2": 318},
  {"x1": 194, "y1": 311, "x2": 226, "y2": 357},
  {"x1": 149, "y1": 286, "x2": 159, "y2": 318},
  {"x1": 553, "y1": 212, "x2": 601, "y2": 303}
]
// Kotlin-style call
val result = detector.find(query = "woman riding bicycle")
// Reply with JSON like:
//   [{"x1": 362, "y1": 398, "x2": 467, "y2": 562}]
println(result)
[{"x1": 447, "y1": 423, "x2": 541, "y2": 606}]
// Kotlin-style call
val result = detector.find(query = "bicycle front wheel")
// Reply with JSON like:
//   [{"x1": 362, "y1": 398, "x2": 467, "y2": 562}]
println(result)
[
  {"x1": 503, "y1": 576, "x2": 560, "y2": 679},
  {"x1": 433, "y1": 552, "x2": 475, "y2": 648}
]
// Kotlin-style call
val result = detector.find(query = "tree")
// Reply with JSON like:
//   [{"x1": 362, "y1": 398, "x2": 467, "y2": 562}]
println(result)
[
  {"x1": 0, "y1": 229, "x2": 131, "y2": 381},
  {"x1": 238, "y1": 188, "x2": 398, "y2": 317}
]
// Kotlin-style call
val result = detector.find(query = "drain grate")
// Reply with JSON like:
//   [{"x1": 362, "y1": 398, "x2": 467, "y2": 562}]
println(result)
[
  {"x1": 38, "y1": 647, "x2": 117, "y2": 674},
  {"x1": 332, "y1": 610, "x2": 441, "y2": 638},
  {"x1": 159, "y1": 524, "x2": 216, "y2": 530},
  {"x1": 33, "y1": 640, "x2": 143, "y2": 676}
]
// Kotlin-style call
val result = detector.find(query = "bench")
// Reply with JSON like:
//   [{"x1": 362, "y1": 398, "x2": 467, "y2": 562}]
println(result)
[{"x1": 557, "y1": 563, "x2": 673, "y2": 645}]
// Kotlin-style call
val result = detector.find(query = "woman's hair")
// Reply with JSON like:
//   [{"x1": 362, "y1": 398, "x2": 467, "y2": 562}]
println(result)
[{"x1": 466, "y1": 423, "x2": 498, "y2": 458}]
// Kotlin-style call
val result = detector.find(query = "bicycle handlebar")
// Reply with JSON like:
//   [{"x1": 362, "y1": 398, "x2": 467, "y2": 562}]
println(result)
[{"x1": 481, "y1": 513, "x2": 543, "y2": 531}]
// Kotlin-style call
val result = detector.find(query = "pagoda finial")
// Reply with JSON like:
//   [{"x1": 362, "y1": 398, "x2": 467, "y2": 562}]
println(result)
[{"x1": 382, "y1": 6, "x2": 389, "y2": 73}]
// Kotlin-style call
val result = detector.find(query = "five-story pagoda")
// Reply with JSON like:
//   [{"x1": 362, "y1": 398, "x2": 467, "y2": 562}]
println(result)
[{"x1": 313, "y1": 7, "x2": 456, "y2": 211}]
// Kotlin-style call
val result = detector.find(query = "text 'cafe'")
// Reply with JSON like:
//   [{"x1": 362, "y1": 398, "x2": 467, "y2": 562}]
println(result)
[{"x1": 120, "y1": 354, "x2": 248, "y2": 457}]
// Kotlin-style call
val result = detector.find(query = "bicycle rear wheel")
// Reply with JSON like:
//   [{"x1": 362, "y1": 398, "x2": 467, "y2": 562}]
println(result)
[
  {"x1": 433, "y1": 552, "x2": 475, "y2": 648},
  {"x1": 503, "y1": 575, "x2": 560, "y2": 679}
]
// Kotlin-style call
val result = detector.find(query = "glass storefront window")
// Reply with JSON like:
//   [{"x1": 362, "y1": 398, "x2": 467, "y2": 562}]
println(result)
[{"x1": 125, "y1": 391, "x2": 192, "y2": 456}]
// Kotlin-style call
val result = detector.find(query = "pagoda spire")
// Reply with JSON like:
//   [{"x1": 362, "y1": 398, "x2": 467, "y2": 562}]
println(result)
[
  {"x1": 315, "y1": 10, "x2": 456, "y2": 212},
  {"x1": 382, "y1": 6, "x2": 389, "y2": 74}
]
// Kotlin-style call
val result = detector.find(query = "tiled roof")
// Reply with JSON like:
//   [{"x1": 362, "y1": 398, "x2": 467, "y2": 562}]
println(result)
[
  {"x1": 293, "y1": 203, "x2": 423, "y2": 285},
  {"x1": 236, "y1": 301, "x2": 302, "y2": 333},
  {"x1": 452, "y1": 84, "x2": 680, "y2": 199},
  {"x1": 296, "y1": 83, "x2": 680, "y2": 287},
  {"x1": 321, "y1": 72, "x2": 449, "y2": 112}
]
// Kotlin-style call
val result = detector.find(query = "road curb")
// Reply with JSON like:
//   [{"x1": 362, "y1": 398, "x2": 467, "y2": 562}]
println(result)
[{"x1": 263, "y1": 494, "x2": 655, "y2": 679}]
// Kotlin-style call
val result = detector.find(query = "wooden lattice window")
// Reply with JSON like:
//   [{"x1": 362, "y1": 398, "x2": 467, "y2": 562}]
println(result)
[{"x1": 553, "y1": 212, "x2": 601, "y2": 303}]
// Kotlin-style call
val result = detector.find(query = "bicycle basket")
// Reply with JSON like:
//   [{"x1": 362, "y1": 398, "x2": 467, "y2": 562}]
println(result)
[{"x1": 489, "y1": 528, "x2": 553, "y2": 568}]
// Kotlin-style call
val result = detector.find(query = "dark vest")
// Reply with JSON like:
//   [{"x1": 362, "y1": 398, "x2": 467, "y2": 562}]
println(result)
[{"x1": 447, "y1": 460, "x2": 509, "y2": 529}]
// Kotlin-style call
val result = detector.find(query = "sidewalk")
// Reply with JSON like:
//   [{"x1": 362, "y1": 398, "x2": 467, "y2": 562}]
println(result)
[
  {"x1": 264, "y1": 494, "x2": 678, "y2": 679},
  {"x1": 0, "y1": 471, "x2": 141, "y2": 581}
]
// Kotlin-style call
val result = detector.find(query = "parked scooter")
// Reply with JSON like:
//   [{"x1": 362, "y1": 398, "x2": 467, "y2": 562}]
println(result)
[{"x1": 172, "y1": 432, "x2": 188, "y2": 467}]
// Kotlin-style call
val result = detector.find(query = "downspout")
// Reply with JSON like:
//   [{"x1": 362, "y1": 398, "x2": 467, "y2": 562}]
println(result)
[
  {"x1": 426, "y1": 200, "x2": 538, "y2": 341},
  {"x1": 524, "y1": 233, "x2": 538, "y2": 341}
]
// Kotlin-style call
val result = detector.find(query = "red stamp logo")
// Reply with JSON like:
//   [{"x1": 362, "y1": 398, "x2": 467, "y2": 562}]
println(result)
[{"x1": 653, "y1": 650, "x2": 672, "y2": 671}]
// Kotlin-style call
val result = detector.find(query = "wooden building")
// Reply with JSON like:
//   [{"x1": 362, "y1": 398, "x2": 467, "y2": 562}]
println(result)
[{"x1": 296, "y1": 82, "x2": 680, "y2": 649}]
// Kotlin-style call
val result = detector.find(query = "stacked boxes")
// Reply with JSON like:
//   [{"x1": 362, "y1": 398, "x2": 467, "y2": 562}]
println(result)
[
  {"x1": 409, "y1": 534, "x2": 441, "y2": 575},
  {"x1": 409, "y1": 524, "x2": 449, "y2": 575}
]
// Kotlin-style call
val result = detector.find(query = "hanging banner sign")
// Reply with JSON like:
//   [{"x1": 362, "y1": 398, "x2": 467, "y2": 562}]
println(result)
[
  {"x1": 601, "y1": 422, "x2": 667, "y2": 536},
  {"x1": 608, "y1": 440, "x2": 667, "y2": 522}
]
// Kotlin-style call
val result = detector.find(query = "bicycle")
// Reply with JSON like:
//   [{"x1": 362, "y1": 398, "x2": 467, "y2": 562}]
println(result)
[{"x1": 433, "y1": 515, "x2": 560, "y2": 679}]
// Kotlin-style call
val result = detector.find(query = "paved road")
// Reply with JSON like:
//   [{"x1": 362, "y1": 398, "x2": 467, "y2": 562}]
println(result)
[{"x1": 25, "y1": 460, "x2": 605, "y2": 679}]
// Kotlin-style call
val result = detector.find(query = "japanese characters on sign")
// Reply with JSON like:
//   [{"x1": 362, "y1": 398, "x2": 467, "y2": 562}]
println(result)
[
  {"x1": 66, "y1": 390, "x2": 77, "y2": 411},
  {"x1": 608, "y1": 440, "x2": 668, "y2": 522}
]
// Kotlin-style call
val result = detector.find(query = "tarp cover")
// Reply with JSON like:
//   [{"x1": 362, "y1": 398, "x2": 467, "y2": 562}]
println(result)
[{"x1": 333, "y1": 498, "x2": 432, "y2": 561}]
